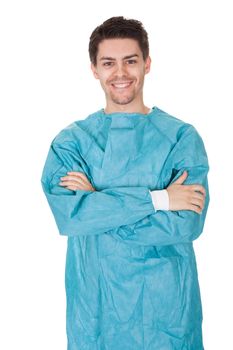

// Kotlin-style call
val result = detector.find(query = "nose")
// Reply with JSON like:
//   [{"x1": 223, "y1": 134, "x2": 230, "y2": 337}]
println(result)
[{"x1": 114, "y1": 62, "x2": 127, "y2": 77}]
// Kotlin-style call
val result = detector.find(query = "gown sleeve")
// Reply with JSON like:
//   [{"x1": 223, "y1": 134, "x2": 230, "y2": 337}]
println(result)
[
  {"x1": 41, "y1": 138, "x2": 155, "y2": 236},
  {"x1": 111, "y1": 125, "x2": 210, "y2": 246}
]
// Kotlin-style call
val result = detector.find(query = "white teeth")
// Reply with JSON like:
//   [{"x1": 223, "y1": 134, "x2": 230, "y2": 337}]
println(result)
[{"x1": 112, "y1": 82, "x2": 132, "y2": 88}]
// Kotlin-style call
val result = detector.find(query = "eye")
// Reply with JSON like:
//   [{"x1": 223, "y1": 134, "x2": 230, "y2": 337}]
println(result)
[
  {"x1": 103, "y1": 61, "x2": 114, "y2": 67},
  {"x1": 126, "y1": 59, "x2": 137, "y2": 64}
]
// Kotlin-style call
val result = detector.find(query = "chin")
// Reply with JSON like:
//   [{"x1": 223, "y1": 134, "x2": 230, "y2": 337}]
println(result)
[
  {"x1": 112, "y1": 98, "x2": 134, "y2": 105},
  {"x1": 111, "y1": 94, "x2": 136, "y2": 106}
]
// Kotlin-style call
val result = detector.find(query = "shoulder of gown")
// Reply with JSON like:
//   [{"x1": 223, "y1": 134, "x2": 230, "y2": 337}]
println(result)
[
  {"x1": 51, "y1": 110, "x2": 103, "y2": 146},
  {"x1": 51, "y1": 106, "x2": 201, "y2": 150}
]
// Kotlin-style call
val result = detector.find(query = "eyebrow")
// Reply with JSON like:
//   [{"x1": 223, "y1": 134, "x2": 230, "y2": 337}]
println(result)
[{"x1": 99, "y1": 54, "x2": 139, "y2": 61}]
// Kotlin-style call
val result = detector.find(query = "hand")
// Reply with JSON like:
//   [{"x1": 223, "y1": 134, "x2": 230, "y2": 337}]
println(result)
[
  {"x1": 59, "y1": 171, "x2": 96, "y2": 192},
  {"x1": 166, "y1": 171, "x2": 206, "y2": 214}
]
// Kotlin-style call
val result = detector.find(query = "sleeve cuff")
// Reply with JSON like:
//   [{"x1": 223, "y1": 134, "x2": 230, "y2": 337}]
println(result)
[{"x1": 149, "y1": 189, "x2": 169, "y2": 211}]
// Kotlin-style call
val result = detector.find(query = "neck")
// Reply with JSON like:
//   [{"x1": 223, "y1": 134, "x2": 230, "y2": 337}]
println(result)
[{"x1": 104, "y1": 101, "x2": 150, "y2": 115}]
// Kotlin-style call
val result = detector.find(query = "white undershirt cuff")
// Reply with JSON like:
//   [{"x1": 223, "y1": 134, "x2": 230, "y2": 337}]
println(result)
[{"x1": 149, "y1": 189, "x2": 169, "y2": 211}]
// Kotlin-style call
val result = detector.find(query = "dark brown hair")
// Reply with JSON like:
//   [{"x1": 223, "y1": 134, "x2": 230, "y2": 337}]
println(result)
[{"x1": 89, "y1": 16, "x2": 149, "y2": 66}]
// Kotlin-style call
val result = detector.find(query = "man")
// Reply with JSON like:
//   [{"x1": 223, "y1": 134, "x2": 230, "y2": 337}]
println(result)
[{"x1": 41, "y1": 16, "x2": 209, "y2": 350}]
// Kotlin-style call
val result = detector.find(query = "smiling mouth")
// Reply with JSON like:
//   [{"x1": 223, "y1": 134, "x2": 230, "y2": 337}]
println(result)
[{"x1": 111, "y1": 81, "x2": 133, "y2": 89}]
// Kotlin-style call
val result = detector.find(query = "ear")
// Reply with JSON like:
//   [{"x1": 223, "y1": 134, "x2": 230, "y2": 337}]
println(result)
[
  {"x1": 91, "y1": 63, "x2": 99, "y2": 79},
  {"x1": 145, "y1": 56, "x2": 151, "y2": 74}
]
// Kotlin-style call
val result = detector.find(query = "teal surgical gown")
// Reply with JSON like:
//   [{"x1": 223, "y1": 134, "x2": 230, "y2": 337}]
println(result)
[{"x1": 41, "y1": 106, "x2": 210, "y2": 350}]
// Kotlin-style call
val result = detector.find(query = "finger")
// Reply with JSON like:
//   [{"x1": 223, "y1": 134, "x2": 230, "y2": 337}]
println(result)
[
  {"x1": 191, "y1": 185, "x2": 206, "y2": 196},
  {"x1": 66, "y1": 172, "x2": 90, "y2": 185},
  {"x1": 63, "y1": 185, "x2": 85, "y2": 191},
  {"x1": 190, "y1": 198, "x2": 205, "y2": 210},
  {"x1": 192, "y1": 206, "x2": 202, "y2": 214},
  {"x1": 67, "y1": 171, "x2": 88, "y2": 180},
  {"x1": 193, "y1": 192, "x2": 206, "y2": 200},
  {"x1": 59, "y1": 180, "x2": 88, "y2": 191},
  {"x1": 66, "y1": 185, "x2": 80, "y2": 191},
  {"x1": 184, "y1": 184, "x2": 206, "y2": 196},
  {"x1": 66, "y1": 185, "x2": 88, "y2": 191},
  {"x1": 188, "y1": 204, "x2": 203, "y2": 214},
  {"x1": 61, "y1": 175, "x2": 80, "y2": 180},
  {"x1": 173, "y1": 171, "x2": 188, "y2": 185},
  {"x1": 60, "y1": 176, "x2": 83, "y2": 184},
  {"x1": 59, "y1": 180, "x2": 80, "y2": 187}
]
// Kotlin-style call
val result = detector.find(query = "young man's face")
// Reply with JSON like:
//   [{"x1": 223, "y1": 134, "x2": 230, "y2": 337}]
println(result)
[{"x1": 91, "y1": 38, "x2": 151, "y2": 108}]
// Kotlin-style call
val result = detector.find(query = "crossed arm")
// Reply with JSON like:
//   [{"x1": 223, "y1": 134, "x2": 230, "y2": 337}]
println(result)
[
  {"x1": 59, "y1": 170, "x2": 206, "y2": 214},
  {"x1": 41, "y1": 125, "x2": 209, "y2": 243}
]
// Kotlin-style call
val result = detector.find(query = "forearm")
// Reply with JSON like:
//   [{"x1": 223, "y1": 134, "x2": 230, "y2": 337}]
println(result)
[
  {"x1": 42, "y1": 183, "x2": 155, "y2": 236},
  {"x1": 110, "y1": 168, "x2": 209, "y2": 246}
]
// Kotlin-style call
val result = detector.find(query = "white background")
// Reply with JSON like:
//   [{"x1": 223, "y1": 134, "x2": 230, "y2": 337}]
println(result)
[{"x1": 0, "y1": 0, "x2": 232, "y2": 349}]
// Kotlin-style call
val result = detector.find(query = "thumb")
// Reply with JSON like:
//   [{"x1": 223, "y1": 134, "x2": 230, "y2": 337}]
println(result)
[{"x1": 173, "y1": 170, "x2": 188, "y2": 185}]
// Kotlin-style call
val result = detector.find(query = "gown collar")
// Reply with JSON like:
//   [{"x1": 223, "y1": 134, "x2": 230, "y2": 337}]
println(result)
[{"x1": 100, "y1": 106, "x2": 157, "y2": 118}]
